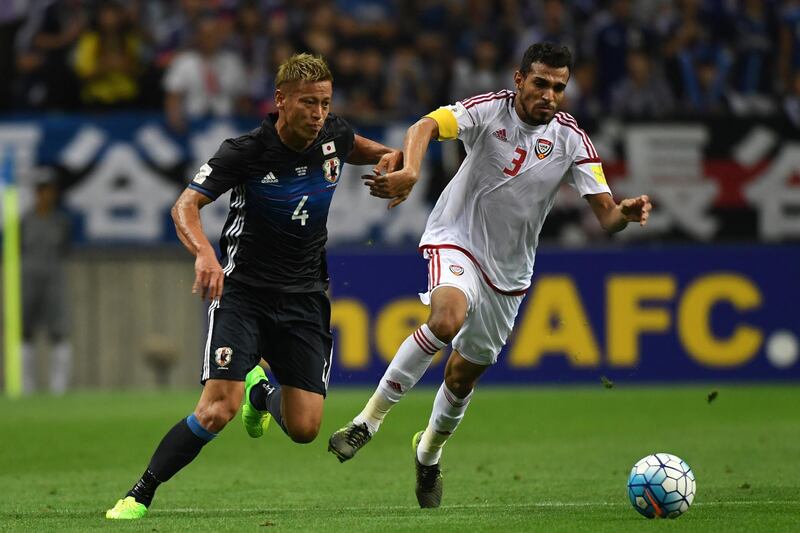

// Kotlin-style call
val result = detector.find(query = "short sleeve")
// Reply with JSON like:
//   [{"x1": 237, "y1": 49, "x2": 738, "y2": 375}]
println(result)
[
  {"x1": 425, "y1": 90, "x2": 513, "y2": 142},
  {"x1": 187, "y1": 138, "x2": 251, "y2": 200},
  {"x1": 566, "y1": 129, "x2": 611, "y2": 197}
]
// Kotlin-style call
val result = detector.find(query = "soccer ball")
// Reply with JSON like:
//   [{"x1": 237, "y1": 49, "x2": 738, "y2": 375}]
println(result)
[{"x1": 627, "y1": 453, "x2": 696, "y2": 519}]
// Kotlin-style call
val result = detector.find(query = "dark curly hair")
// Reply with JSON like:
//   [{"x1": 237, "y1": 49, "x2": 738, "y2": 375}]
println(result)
[{"x1": 519, "y1": 43, "x2": 573, "y2": 75}]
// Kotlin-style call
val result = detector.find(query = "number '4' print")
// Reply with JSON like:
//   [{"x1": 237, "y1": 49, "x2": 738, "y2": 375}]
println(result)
[{"x1": 503, "y1": 147, "x2": 528, "y2": 176}]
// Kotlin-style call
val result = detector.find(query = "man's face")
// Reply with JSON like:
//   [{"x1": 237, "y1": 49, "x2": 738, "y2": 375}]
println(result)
[
  {"x1": 276, "y1": 80, "x2": 332, "y2": 144},
  {"x1": 514, "y1": 62, "x2": 569, "y2": 125}
]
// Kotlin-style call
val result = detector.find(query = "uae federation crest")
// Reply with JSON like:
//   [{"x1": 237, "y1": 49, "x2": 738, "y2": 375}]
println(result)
[
  {"x1": 323, "y1": 157, "x2": 341, "y2": 183},
  {"x1": 535, "y1": 138, "x2": 553, "y2": 160}
]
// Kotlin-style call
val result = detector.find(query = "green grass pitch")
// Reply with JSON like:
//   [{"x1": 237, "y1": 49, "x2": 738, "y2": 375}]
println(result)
[{"x1": 1, "y1": 385, "x2": 798, "y2": 532}]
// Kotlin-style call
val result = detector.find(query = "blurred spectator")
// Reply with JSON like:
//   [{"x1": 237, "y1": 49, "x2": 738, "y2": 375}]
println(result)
[
  {"x1": 142, "y1": 0, "x2": 212, "y2": 70},
  {"x1": 679, "y1": 43, "x2": 733, "y2": 115},
  {"x1": 385, "y1": 40, "x2": 431, "y2": 120},
  {"x1": 72, "y1": 1, "x2": 144, "y2": 109},
  {"x1": 346, "y1": 47, "x2": 388, "y2": 122},
  {"x1": 584, "y1": 0, "x2": 655, "y2": 103},
  {"x1": 414, "y1": 31, "x2": 452, "y2": 112},
  {"x1": 515, "y1": 0, "x2": 577, "y2": 59},
  {"x1": 229, "y1": 1, "x2": 269, "y2": 116},
  {"x1": 21, "y1": 168, "x2": 73, "y2": 395},
  {"x1": 0, "y1": 0, "x2": 28, "y2": 109},
  {"x1": 450, "y1": 37, "x2": 508, "y2": 102},
  {"x1": 330, "y1": 46, "x2": 360, "y2": 113},
  {"x1": 255, "y1": 39, "x2": 294, "y2": 115},
  {"x1": 731, "y1": 0, "x2": 778, "y2": 97},
  {"x1": 783, "y1": 68, "x2": 800, "y2": 126},
  {"x1": 335, "y1": 0, "x2": 397, "y2": 49},
  {"x1": 0, "y1": 0, "x2": 795, "y2": 124},
  {"x1": 780, "y1": 0, "x2": 800, "y2": 92},
  {"x1": 563, "y1": 59, "x2": 602, "y2": 131},
  {"x1": 611, "y1": 48, "x2": 675, "y2": 118},
  {"x1": 162, "y1": 13, "x2": 247, "y2": 132},
  {"x1": 13, "y1": 0, "x2": 87, "y2": 109}
]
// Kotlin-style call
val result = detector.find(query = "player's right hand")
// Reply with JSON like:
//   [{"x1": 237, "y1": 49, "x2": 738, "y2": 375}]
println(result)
[
  {"x1": 362, "y1": 167, "x2": 419, "y2": 209},
  {"x1": 193, "y1": 251, "x2": 224, "y2": 301}
]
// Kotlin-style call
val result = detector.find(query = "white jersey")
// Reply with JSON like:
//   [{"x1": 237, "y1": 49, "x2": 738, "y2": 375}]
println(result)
[{"x1": 420, "y1": 90, "x2": 611, "y2": 294}]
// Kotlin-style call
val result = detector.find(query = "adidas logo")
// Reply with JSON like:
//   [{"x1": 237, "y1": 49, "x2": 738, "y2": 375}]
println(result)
[
  {"x1": 492, "y1": 129, "x2": 507, "y2": 142},
  {"x1": 261, "y1": 172, "x2": 279, "y2": 184}
]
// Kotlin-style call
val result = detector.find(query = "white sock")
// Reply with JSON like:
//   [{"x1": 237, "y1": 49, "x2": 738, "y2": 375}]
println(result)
[
  {"x1": 417, "y1": 383, "x2": 473, "y2": 466},
  {"x1": 50, "y1": 341, "x2": 72, "y2": 394},
  {"x1": 22, "y1": 342, "x2": 36, "y2": 394},
  {"x1": 354, "y1": 324, "x2": 446, "y2": 433}
]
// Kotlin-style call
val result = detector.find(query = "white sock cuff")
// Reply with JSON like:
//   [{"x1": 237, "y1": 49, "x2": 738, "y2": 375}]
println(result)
[
  {"x1": 442, "y1": 383, "x2": 473, "y2": 407},
  {"x1": 413, "y1": 324, "x2": 447, "y2": 355}
]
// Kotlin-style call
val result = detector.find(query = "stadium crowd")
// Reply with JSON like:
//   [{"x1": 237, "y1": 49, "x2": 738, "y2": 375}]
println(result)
[{"x1": 0, "y1": 0, "x2": 797, "y2": 129}]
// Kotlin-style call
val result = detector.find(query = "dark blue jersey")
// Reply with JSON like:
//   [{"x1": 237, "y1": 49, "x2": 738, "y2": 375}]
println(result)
[{"x1": 188, "y1": 113, "x2": 355, "y2": 292}]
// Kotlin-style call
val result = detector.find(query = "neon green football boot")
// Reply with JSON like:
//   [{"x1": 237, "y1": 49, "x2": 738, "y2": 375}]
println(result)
[
  {"x1": 242, "y1": 364, "x2": 272, "y2": 438},
  {"x1": 105, "y1": 496, "x2": 147, "y2": 519}
]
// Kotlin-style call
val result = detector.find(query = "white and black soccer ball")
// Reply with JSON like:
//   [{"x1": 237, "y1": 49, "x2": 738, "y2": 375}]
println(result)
[{"x1": 627, "y1": 453, "x2": 696, "y2": 519}]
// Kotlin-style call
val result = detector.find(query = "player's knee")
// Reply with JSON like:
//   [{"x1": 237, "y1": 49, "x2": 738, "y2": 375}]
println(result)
[
  {"x1": 286, "y1": 419, "x2": 321, "y2": 444},
  {"x1": 443, "y1": 375, "x2": 475, "y2": 398},
  {"x1": 196, "y1": 401, "x2": 238, "y2": 433},
  {"x1": 427, "y1": 313, "x2": 463, "y2": 343}
]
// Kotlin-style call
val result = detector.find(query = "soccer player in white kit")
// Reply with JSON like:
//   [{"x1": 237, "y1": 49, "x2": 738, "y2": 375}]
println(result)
[{"x1": 328, "y1": 43, "x2": 652, "y2": 507}]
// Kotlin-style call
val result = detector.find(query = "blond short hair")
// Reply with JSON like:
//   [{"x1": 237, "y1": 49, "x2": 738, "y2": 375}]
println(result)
[{"x1": 275, "y1": 53, "x2": 333, "y2": 88}]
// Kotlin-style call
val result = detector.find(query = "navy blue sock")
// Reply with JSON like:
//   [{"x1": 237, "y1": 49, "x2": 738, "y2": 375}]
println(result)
[
  {"x1": 250, "y1": 380, "x2": 288, "y2": 435},
  {"x1": 127, "y1": 415, "x2": 216, "y2": 507}
]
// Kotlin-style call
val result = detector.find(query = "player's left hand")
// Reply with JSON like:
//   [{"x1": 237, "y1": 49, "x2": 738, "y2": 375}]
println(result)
[{"x1": 620, "y1": 195, "x2": 652, "y2": 226}]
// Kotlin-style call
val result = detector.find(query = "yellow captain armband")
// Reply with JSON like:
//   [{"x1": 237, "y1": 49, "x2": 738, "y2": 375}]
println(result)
[
  {"x1": 591, "y1": 164, "x2": 607, "y2": 185},
  {"x1": 424, "y1": 107, "x2": 459, "y2": 140}
]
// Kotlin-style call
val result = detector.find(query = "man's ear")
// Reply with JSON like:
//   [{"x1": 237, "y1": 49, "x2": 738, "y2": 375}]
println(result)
[
  {"x1": 513, "y1": 70, "x2": 524, "y2": 91},
  {"x1": 275, "y1": 89, "x2": 285, "y2": 109}
]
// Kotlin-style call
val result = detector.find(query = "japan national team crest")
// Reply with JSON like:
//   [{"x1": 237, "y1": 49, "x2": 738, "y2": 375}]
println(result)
[
  {"x1": 214, "y1": 347, "x2": 232, "y2": 368},
  {"x1": 449, "y1": 264, "x2": 464, "y2": 276},
  {"x1": 323, "y1": 157, "x2": 341, "y2": 183},
  {"x1": 535, "y1": 138, "x2": 553, "y2": 160}
]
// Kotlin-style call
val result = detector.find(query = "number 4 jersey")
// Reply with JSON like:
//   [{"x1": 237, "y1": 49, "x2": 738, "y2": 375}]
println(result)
[
  {"x1": 188, "y1": 113, "x2": 355, "y2": 292},
  {"x1": 420, "y1": 90, "x2": 611, "y2": 295}
]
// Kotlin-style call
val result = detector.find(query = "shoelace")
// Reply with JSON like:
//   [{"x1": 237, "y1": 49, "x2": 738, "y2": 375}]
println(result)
[{"x1": 345, "y1": 423, "x2": 370, "y2": 448}]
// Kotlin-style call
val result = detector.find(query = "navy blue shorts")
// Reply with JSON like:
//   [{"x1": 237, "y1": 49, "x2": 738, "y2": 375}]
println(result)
[{"x1": 201, "y1": 279, "x2": 332, "y2": 396}]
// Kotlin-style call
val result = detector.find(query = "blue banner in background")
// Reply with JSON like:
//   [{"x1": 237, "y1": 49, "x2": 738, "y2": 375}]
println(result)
[{"x1": 326, "y1": 245, "x2": 799, "y2": 384}]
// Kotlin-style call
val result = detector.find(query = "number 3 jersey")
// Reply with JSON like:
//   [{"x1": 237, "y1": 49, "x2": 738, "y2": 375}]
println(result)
[
  {"x1": 421, "y1": 90, "x2": 611, "y2": 295},
  {"x1": 188, "y1": 113, "x2": 355, "y2": 292}
]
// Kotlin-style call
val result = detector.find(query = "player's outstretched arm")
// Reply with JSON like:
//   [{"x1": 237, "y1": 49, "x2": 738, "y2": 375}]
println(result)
[
  {"x1": 364, "y1": 117, "x2": 439, "y2": 209},
  {"x1": 585, "y1": 192, "x2": 652, "y2": 234},
  {"x1": 171, "y1": 188, "x2": 224, "y2": 300},
  {"x1": 348, "y1": 134, "x2": 403, "y2": 171}
]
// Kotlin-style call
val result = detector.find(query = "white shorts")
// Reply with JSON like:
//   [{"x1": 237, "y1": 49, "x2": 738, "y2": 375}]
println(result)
[{"x1": 420, "y1": 247, "x2": 525, "y2": 365}]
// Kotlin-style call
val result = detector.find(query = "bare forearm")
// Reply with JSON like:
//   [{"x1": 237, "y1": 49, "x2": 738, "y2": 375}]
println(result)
[
  {"x1": 598, "y1": 205, "x2": 629, "y2": 234},
  {"x1": 348, "y1": 136, "x2": 394, "y2": 165},
  {"x1": 401, "y1": 118, "x2": 437, "y2": 175},
  {"x1": 171, "y1": 197, "x2": 215, "y2": 257}
]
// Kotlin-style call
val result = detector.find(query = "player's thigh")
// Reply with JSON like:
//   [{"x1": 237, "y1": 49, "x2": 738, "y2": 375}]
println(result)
[
  {"x1": 202, "y1": 281, "x2": 263, "y2": 384},
  {"x1": 262, "y1": 291, "x2": 332, "y2": 398},
  {"x1": 451, "y1": 285, "x2": 525, "y2": 365},
  {"x1": 423, "y1": 248, "x2": 480, "y2": 328}
]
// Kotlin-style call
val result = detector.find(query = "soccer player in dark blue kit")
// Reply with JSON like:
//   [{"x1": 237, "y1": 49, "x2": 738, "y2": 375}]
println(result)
[{"x1": 106, "y1": 53, "x2": 402, "y2": 519}]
